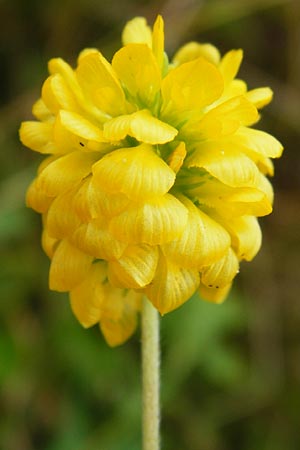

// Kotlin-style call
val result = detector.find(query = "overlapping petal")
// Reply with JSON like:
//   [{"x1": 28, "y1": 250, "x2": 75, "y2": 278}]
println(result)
[
  {"x1": 183, "y1": 95, "x2": 259, "y2": 140},
  {"x1": 109, "y1": 194, "x2": 188, "y2": 245},
  {"x1": 26, "y1": 178, "x2": 53, "y2": 213},
  {"x1": 146, "y1": 253, "x2": 200, "y2": 314},
  {"x1": 42, "y1": 73, "x2": 80, "y2": 114},
  {"x1": 20, "y1": 121, "x2": 56, "y2": 154},
  {"x1": 161, "y1": 57, "x2": 224, "y2": 120},
  {"x1": 112, "y1": 43, "x2": 161, "y2": 107},
  {"x1": 71, "y1": 218, "x2": 127, "y2": 260},
  {"x1": 100, "y1": 288, "x2": 142, "y2": 347},
  {"x1": 103, "y1": 110, "x2": 178, "y2": 144},
  {"x1": 76, "y1": 51, "x2": 127, "y2": 116},
  {"x1": 163, "y1": 196, "x2": 230, "y2": 268},
  {"x1": 70, "y1": 262, "x2": 107, "y2": 327},
  {"x1": 49, "y1": 240, "x2": 93, "y2": 291},
  {"x1": 108, "y1": 244, "x2": 159, "y2": 288},
  {"x1": 35, "y1": 151, "x2": 99, "y2": 196},
  {"x1": 46, "y1": 186, "x2": 81, "y2": 239},
  {"x1": 201, "y1": 247, "x2": 239, "y2": 289},
  {"x1": 92, "y1": 143, "x2": 176, "y2": 201},
  {"x1": 187, "y1": 144, "x2": 260, "y2": 188}
]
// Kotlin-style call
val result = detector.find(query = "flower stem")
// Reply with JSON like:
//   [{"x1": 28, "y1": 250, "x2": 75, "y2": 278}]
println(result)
[{"x1": 142, "y1": 297, "x2": 160, "y2": 450}]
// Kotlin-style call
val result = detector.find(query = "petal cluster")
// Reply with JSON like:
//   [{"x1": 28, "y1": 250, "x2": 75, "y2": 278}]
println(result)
[{"x1": 20, "y1": 16, "x2": 283, "y2": 345}]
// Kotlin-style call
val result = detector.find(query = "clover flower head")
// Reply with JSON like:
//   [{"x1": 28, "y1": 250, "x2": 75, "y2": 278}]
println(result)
[{"x1": 20, "y1": 16, "x2": 283, "y2": 346}]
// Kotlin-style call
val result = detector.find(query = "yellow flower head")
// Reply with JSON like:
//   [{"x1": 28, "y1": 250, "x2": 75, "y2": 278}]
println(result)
[{"x1": 20, "y1": 16, "x2": 283, "y2": 346}]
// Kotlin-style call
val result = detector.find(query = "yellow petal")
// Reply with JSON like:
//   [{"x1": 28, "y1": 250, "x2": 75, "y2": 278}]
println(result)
[
  {"x1": 71, "y1": 218, "x2": 127, "y2": 260},
  {"x1": 36, "y1": 151, "x2": 99, "y2": 196},
  {"x1": 257, "y1": 156, "x2": 274, "y2": 176},
  {"x1": 76, "y1": 51, "x2": 126, "y2": 116},
  {"x1": 161, "y1": 57, "x2": 224, "y2": 118},
  {"x1": 112, "y1": 43, "x2": 161, "y2": 107},
  {"x1": 42, "y1": 73, "x2": 80, "y2": 115},
  {"x1": 221, "y1": 79, "x2": 247, "y2": 101},
  {"x1": 152, "y1": 15, "x2": 164, "y2": 70},
  {"x1": 32, "y1": 98, "x2": 53, "y2": 122},
  {"x1": 194, "y1": 177, "x2": 273, "y2": 218},
  {"x1": 103, "y1": 109, "x2": 178, "y2": 144},
  {"x1": 187, "y1": 144, "x2": 260, "y2": 188},
  {"x1": 19, "y1": 121, "x2": 56, "y2": 154},
  {"x1": 49, "y1": 57, "x2": 79, "y2": 89},
  {"x1": 109, "y1": 194, "x2": 188, "y2": 245},
  {"x1": 190, "y1": 95, "x2": 259, "y2": 139},
  {"x1": 100, "y1": 289, "x2": 142, "y2": 346},
  {"x1": 49, "y1": 56, "x2": 109, "y2": 123},
  {"x1": 85, "y1": 180, "x2": 130, "y2": 218},
  {"x1": 41, "y1": 228, "x2": 59, "y2": 259},
  {"x1": 26, "y1": 178, "x2": 53, "y2": 213},
  {"x1": 72, "y1": 178, "x2": 103, "y2": 222},
  {"x1": 199, "y1": 282, "x2": 232, "y2": 304},
  {"x1": 145, "y1": 253, "x2": 200, "y2": 314},
  {"x1": 219, "y1": 49, "x2": 243, "y2": 87},
  {"x1": 46, "y1": 187, "x2": 81, "y2": 239},
  {"x1": 201, "y1": 248, "x2": 239, "y2": 289},
  {"x1": 167, "y1": 141, "x2": 187, "y2": 173},
  {"x1": 108, "y1": 244, "x2": 158, "y2": 288},
  {"x1": 173, "y1": 42, "x2": 221, "y2": 66},
  {"x1": 233, "y1": 126, "x2": 283, "y2": 159},
  {"x1": 221, "y1": 215, "x2": 262, "y2": 261},
  {"x1": 70, "y1": 262, "x2": 107, "y2": 328},
  {"x1": 53, "y1": 112, "x2": 112, "y2": 154},
  {"x1": 163, "y1": 196, "x2": 230, "y2": 268},
  {"x1": 245, "y1": 87, "x2": 273, "y2": 109},
  {"x1": 122, "y1": 17, "x2": 152, "y2": 46},
  {"x1": 224, "y1": 188, "x2": 272, "y2": 217},
  {"x1": 92, "y1": 143, "x2": 175, "y2": 201},
  {"x1": 49, "y1": 240, "x2": 93, "y2": 291},
  {"x1": 58, "y1": 110, "x2": 105, "y2": 142}
]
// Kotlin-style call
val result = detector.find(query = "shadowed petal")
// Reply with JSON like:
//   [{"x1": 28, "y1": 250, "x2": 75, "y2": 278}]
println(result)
[
  {"x1": 145, "y1": 253, "x2": 200, "y2": 314},
  {"x1": 49, "y1": 240, "x2": 93, "y2": 291},
  {"x1": 201, "y1": 247, "x2": 239, "y2": 289},
  {"x1": 70, "y1": 262, "x2": 107, "y2": 327},
  {"x1": 100, "y1": 289, "x2": 142, "y2": 347},
  {"x1": 108, "y1": 244, "x2": 158, "y2": 288}
]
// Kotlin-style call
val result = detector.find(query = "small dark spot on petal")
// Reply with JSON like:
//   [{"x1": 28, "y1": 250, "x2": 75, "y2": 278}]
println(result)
[{"x1": 79, "y1": 142, "x2": 85, "y2": 147}]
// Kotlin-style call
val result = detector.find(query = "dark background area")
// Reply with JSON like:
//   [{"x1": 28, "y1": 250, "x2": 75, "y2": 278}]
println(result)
[{"x1": 0, "y1": 0, "x2": 299, "y2": 449}]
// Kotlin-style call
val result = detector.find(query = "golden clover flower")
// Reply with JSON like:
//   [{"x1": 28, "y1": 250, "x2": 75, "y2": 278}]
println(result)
[{"x1": 20, "y1": 16, "x2": 283, "y2": 346}]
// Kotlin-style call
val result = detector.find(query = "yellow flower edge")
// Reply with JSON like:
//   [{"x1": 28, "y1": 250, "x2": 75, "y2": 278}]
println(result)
[{"x1": 20, "y1": 15, "x2": 283, "y2": 346}]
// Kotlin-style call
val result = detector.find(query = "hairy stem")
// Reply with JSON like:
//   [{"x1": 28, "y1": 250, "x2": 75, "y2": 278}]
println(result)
[{"x1": 142, "y1": 297, "x2": 160, "y2": 450}]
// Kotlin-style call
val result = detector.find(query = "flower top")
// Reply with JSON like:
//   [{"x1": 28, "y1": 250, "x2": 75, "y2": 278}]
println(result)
[{"x1": 20, "y1": 16, "x2": 283, "y2": 346}]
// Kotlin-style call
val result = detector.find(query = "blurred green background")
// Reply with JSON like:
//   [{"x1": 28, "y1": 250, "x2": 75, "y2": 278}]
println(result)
[{"x1": 1, "y1": 0, "x2": 300, "y2": 449}]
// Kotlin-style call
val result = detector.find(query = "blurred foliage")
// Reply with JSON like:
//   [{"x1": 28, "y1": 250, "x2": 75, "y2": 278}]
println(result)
[{"x1": 1, "y1": 0, "x2": 300, "y2": 449}]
